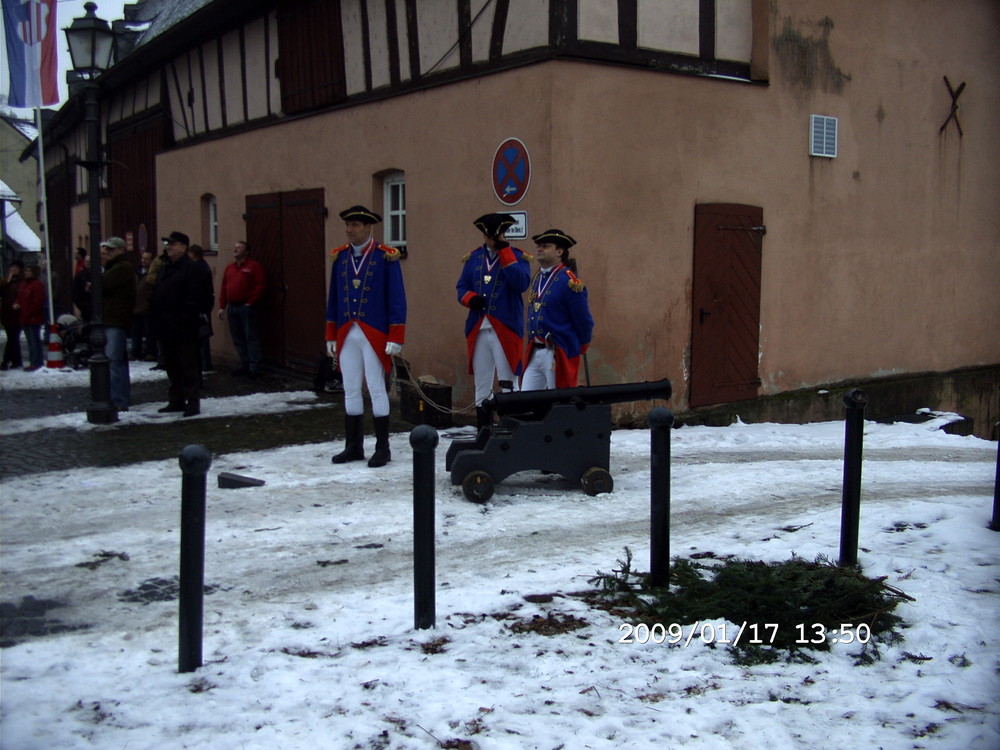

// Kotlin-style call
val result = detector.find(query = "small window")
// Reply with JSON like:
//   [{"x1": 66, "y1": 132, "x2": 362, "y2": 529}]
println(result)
[
  {"x1": 201, "y1": 194, "x2": 219, "y2": 253},
  {"x1": 810, "y1": 115, "x2": 838, "y2": 158},
  {"x1": 383, "y1": 172, "x2": 406, "y2": 257}
]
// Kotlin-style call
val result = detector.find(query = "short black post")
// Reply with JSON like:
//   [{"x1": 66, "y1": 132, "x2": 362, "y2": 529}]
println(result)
[
  {"x1": 649, "y1": 407, "x2": 674, "y2": 587},
  {"x1": 839, "y1": 389, "x2": 869, "y2": 566},
  {"x1": 411, "y1": 424, "x2": 439, "y2": 629},
  {"x1": 178, "y1": 444, "x2": 212, "y2": 673},
  {"x1": 990, "y1": 423, "x2": 999, "y2": 532}
]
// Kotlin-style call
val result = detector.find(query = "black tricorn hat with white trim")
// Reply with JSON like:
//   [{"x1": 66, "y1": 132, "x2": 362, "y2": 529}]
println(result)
[
  {"x1": 531, "y1": 228, "x2": 576, "y2": 250},
  {"x1": 339, "y1": 205, "x2": 382, "y2": 224},
  {"x1": 473, "y1": 212, "x2": 517, "y2": 238}
]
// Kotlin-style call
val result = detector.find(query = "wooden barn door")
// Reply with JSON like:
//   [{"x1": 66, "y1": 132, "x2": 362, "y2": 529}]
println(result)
[
  {"x1": 245, "y1": 189, "x2": 327, "y2": 372},
  {"x1": 689, "y1": 204, "x2": 764, "y2": 407}
]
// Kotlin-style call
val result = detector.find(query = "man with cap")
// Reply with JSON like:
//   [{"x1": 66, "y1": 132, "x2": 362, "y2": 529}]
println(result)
[
  {"x1": 522, "y1": 229, "x2": 594, "y2": 390},
  {"x1": 456, "y1": 212, "x2": 531, "y2": 430},
  {"x1": 99, "y1": 236, "x2": 137, "y2": 410},
  {"x1": 152, "y1": 231, "x2": 214, "y2": 416},
  {"x1": 326, "y1": 205, "x2": 407, "y2": 468}
]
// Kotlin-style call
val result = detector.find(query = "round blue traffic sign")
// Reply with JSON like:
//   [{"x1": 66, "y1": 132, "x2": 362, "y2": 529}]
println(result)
[{"x1": 492, "y1": 138, "x2": 531, "y2": 205}]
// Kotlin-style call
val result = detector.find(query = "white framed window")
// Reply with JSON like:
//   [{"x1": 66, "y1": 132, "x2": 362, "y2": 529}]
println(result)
[
  {"x1": 200, "y1": 194, "x2": 219, "y2": 253},
  {"x1": 208, "y1": 195, "x2": 219, "y2": 253},
  {"x1": 383, "y1": 172, "x2": 406, "y2": 256},
  {"x1": 809, "y1": 115, "x2": 838, "y2": 158}
]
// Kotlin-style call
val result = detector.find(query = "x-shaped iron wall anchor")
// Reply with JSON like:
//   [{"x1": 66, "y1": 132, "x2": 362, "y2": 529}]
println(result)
[{"x1": 939, "y1": 76, "x2": 966, "y2": 136}]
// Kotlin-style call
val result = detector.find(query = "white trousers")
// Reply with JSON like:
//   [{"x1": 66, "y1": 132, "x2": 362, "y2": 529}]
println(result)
[
  {"x1": 472, "y1": 328, "x2": 518, "y2": 405},
  {"x1": 520, "y1": 346, "x2": 555, "y2": 391},
  {"x1": 340, "y1": 324, "x2": 390, "y2": 417}
]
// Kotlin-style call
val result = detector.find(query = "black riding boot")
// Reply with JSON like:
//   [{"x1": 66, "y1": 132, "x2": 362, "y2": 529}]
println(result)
[
  {"x1": 332, "y1": 414, "x2": 365, "y2": 463},
  {"x1": 368, "y1": 416, "x2": 391, "y2": 468}
]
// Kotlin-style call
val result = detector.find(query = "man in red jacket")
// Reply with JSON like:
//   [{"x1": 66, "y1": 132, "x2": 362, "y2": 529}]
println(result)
[
  {"x1": 13, "y1": 264, "x2": 46, "y2": 370},
  {"x1": 217, "y1": 240, "x2": 266, "y2": 377}
]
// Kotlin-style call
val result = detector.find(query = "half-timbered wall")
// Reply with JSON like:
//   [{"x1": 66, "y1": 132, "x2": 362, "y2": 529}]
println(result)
[{"x1": 100, "y1": 0, "x2": 758, "y2": 148}]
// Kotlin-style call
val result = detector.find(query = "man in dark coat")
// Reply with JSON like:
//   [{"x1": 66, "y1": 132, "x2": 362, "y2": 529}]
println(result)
[
  {"x1": 100, "y1": 237, "x2": 137, "y2": 409},
  {"x1": 152, "y1": 231, "x2": 213, "y2": 416}
]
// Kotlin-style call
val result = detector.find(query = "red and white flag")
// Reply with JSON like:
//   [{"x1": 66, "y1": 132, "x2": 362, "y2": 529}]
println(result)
[{"x1": 2, "y1": 0, "x2": 59, "y2": 108}]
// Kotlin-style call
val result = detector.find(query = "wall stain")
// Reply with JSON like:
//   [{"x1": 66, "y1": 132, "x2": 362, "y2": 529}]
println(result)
[{"x1": 773, "y1": 16, "x2": 850, "y2": 93}]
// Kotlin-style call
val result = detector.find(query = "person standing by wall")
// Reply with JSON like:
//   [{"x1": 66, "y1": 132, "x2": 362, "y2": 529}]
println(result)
[
  {"x1": 217, "y1": 240, "x2": 266, "y2": 378},
  {"x1": 13, "y1": 264, "x2": 46, "y2": 371},
  {"x1": 0, "y1": 261, "x2": 24, "y2": 370},
  {"x1": 456, "y1": 212, "x2": 531, "y2": 430},
  {"x1": 152, "y1": 232, "x2": 213, "y2": 416},
  {"x1": 325, "y1": 206, "x2": 406, "y2": 468},
  {"x1": 521, "y1": 229, "x2": 594, "y2": 390},
  {"x1": 131, "y1": 250, "x2": 158, "y2": 361},
  {"x1": 99, "y1": 237, "x2": 137, "y2": 410},
  {"x1": 187, "y1": 244, "x2": 216, "y2": 375}
]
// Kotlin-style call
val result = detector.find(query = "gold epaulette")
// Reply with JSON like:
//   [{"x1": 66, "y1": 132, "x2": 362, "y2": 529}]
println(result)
[
  {"x1": 330, "y1": 244, "x2": 349, "y2": 256},
  {"x1": 521, "y1": 252, "x2": 534, "y2": 263},
  {"x1": 460, "y1": 253, "x2": 471, "y2": 263},
  {"x1": 381, "y1": 245, "x2": 401, "y2": 261},
  {"x1": 566, "y1": 269, "x2": 585, "y2": 292}
]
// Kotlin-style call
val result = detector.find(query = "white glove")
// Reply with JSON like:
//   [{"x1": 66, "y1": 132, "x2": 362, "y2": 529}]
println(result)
[
  {"x1": 385, "y1": 342, "x2": 402, "y2": 356},
  {"x1": 326, "y1": 340, "x2": 337, "y2": 358}
]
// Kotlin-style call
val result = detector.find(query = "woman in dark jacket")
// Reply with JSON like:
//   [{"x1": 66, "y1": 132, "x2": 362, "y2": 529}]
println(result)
[{"x1": 0, "y1": 261, "x2": 24, "y2": 369}]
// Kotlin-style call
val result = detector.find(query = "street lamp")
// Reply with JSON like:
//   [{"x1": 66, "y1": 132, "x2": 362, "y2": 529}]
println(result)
[{"x1": 65, "y1": 2, "x2": 117, "y2": 424}]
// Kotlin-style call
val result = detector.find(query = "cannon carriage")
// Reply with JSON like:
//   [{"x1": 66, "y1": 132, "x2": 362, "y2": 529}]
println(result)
[{"x1": 445, "y1": 378, "x2": 672, "y2": 502}]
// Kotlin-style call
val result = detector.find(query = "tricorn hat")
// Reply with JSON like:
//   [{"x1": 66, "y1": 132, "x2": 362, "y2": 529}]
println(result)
[
  {"x1": 339, "y1": 205, "x2": 382, "y2": 224},
  {"x1": 531, "y1": 228, "x2": 576, "y2": 250},
  {"x1": 161, "y1": 231, "x2": 190, "y2": 246},
  {"x1": 474, "y1": 213, "x2": 517, "y2": 238}
]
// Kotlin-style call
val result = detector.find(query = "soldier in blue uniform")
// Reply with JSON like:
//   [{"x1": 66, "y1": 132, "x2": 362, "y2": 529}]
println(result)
[
  {"x1": 457, "y1": 213, "x2": 532, "y2": 430},
  {"x1": 326, "y1": 206, "x2": 406, "y2": 468},
  {"x1": 522, "y1": 229, "x2": 594, "y2": 390}
]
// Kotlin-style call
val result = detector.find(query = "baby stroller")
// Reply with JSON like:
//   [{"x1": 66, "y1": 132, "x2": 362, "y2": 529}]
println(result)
[{"x1": 57, "y1": 314, "x2": 94, "y2": 370}]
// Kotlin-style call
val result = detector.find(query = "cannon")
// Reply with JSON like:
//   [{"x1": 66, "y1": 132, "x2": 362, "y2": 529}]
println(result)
[{"x1": 446, "y1": 378, "x2": 672, "y2": 502}]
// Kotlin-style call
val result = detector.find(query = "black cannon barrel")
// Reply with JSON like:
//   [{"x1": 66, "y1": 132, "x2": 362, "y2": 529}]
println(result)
[{"x1": 488, "y1": 378, "x2": 672, "y2": 417}]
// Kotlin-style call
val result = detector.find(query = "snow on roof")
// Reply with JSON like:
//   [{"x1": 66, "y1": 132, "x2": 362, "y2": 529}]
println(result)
[
  {"x1": 0, "y1": 109, "x2": 38, "y2": 141},
  {"x1": 1, "y1": 187, "x2": 41, "y2": 252}
]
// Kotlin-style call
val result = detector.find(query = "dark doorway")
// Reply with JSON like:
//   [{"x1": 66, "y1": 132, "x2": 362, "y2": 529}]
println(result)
[
  {"x1": 689, "y1": 203, "x2": 764, "y2": 407},
  {"x1": 244, "y1": 189, "x2": 327, "y2": 372}
]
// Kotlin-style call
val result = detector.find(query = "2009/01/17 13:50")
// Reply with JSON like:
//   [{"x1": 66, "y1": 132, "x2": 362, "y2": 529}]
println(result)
[{"x1": 618, "y1": 621, "x2": 873, "y2": 646}]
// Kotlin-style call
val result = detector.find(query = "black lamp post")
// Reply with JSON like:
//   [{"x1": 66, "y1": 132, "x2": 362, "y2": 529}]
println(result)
[{"x1": 66, "y1": 2, "x2": 117, "y2": 424}]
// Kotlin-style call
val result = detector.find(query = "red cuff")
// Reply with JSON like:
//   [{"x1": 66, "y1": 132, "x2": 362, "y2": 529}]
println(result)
[
  {"x1": 498, "y1": 246, "x2": 517, "y2": 267},
  {"x1": 460, "y1": 291, "x2": 478, "y2": 307},
  {"x1": 388, "y1": 324, "x2": 405, "y2": 344},
  {"x1": 325, "y1": 321, "x2": 337, "y2": 341}
]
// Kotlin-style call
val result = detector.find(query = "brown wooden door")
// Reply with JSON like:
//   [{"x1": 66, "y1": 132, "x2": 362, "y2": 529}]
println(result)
[
  {"x1": 245, "y1": 189, "x2": 327, "y2": 372},
  {"x1": 689, "y1": 204, "x2": 764, "y2": 407}
]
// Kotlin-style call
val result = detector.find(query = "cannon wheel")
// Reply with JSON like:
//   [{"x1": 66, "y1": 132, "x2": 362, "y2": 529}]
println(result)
[
  {"x1": 581, "y1": 467, "x2": 614, "y2": 496},
  {"x1": 462, "y1": 470, "x2": 495, "y2": 503}
]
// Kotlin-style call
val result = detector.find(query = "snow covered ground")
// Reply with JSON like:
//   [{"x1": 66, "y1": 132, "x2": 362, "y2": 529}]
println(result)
[{"x1": 1, "y1": 368, "x2": 998, "y2": 749}]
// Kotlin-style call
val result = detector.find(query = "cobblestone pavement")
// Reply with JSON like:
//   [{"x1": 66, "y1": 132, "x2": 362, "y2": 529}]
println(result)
[{"x1": 0, "y1": 366, "x2": 419, "y2": 480}]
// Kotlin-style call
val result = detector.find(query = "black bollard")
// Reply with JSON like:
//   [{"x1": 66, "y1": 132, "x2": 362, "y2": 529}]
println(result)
[
  {"x1": 411, "y1": 424, "x2": 439, "y2": 629},
  {"x1": 649, "y1": 407, "x2": 674, "y2": 587},
  {"x1": 839, "y1": 389, "x2": 869, "y2": 566},
  {"x1": 990, "y1": 423, "x2": 999, "y2": 532},
  {"x1": 178, "y1": 444, "x2": 212, "y2": 673}
]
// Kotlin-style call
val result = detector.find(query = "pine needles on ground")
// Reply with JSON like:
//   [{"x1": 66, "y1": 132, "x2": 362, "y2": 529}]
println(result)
[{"x1": 584, "y1": 548, "x2": 912, "y2": 665}]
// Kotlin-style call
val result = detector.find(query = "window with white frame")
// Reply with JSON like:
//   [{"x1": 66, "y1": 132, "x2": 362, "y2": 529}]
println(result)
[
  {"x1": 383, "y1": 172, "x2": 406, "y2": 257},
  {"x1": 208, "y1": 195, "x2": 219, "y2": 253},
  {"x1": 200, "y1": 194, "x2": 219, "y2": 253}
]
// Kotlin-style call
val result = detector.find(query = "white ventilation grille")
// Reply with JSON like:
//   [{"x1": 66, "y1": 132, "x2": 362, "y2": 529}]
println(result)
[{"x1": 810, "y1": 115, "x2": 838, "y2": 158}]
